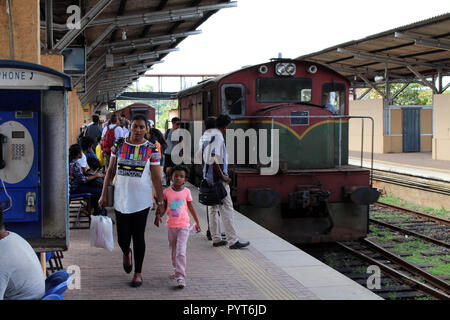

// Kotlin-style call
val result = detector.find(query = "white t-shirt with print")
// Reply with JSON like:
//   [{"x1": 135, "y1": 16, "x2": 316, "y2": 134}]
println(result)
[{"x1": 111, "y1": 139, "x2": 160, "y2": 213}]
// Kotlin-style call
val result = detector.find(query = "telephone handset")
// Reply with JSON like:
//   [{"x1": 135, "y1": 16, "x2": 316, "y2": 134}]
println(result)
[{"x1": 0, "y1": 121, "x2": 34, "y2": 185}]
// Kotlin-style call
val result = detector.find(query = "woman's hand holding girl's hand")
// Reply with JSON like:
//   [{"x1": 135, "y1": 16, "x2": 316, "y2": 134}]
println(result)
[{"x1": 154, "y1": 213, "x2": 162, "y2": 227}]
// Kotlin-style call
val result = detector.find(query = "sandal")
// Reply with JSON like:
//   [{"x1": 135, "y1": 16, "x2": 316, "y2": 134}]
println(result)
[
  {"x1": 131, "y1": 274, "x2": 143, "y2": 288},
  {"x1": 176, "y1": 278, "x2": 185, "y2": 288},
  {"x1": 123, "y1": 249, "x2": 132, "y2": 274}
]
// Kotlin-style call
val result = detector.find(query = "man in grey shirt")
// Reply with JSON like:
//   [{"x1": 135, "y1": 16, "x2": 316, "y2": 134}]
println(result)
[
  {"x1": 0, "y1": 209, "x2": 45, "y2": 300},
  {"x1": 84, "y1": 115, "x2": 103, "y2": 149}
]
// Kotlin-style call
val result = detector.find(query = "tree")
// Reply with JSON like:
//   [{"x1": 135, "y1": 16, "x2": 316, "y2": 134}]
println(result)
[{"x1": 364, "y1": 83, "x2": 433, "y2": 105}]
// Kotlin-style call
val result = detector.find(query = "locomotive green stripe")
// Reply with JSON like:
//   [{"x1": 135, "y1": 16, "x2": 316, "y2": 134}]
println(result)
[{"x1": 228, "y1": 120, "x2": 348, "y2": 169}]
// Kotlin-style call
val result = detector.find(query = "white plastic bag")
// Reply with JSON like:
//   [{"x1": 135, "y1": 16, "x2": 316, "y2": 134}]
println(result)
[{"x1": 90, "y1": 216, "x2": 114, "y2": 251}]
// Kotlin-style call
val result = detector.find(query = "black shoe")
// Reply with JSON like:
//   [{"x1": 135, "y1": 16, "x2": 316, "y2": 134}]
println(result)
[
  {"x1": 130, "y1": 280, "x2": 143, "y2": 288},
  {"x1": 123, "y1": 249, "x2": 132, "y2": 274},
  {"x1": 213, "y1": 240, "x2": 228, "y2": 247},
  {"x1": 229, "y1": 241, "x2": 250, "y2": 249}
]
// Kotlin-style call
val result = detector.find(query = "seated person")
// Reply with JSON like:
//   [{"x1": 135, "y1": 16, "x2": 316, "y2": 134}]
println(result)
[
  {"x1": 324, "y1": 103, "x2": 338, "y2": 115},
  {"x1": 80, "y1": 136, "x2": 98, "y2": 164},
  {"x1": 95, "y1": 136, "x2": 106, "y2": 169},
  {"x1": 76, "y1": 137, "x2": 91, "y2": 174},
  {"x1": 87, "y1": 156, "x2": 101, "y2": 172},
  {"x1": 86, "y1": 157, "x2": 104, "y2": 189},
  {"x1": 69, "y1": 144, "x2": 104, "y2": 215},
  {"x1": 0, "y1": 207, "x2": 45, "y2": 300}
]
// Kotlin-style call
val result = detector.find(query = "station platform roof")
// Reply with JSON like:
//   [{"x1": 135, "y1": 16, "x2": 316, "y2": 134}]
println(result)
[
  {"x1": 296, "y1": 13, "x2": 450, "y2": 93},
  {"x1": 41, "y1": 0, "x2": 236, "y2": 106}
]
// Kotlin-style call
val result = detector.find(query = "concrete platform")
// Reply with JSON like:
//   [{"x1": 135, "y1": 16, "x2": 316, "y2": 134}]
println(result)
[
  {"x1": 349, "y1": 151, "x2": 450, "y2": 182},
  {"x1": 62, "y1": 183, "x2": 381, "y2": 300}
]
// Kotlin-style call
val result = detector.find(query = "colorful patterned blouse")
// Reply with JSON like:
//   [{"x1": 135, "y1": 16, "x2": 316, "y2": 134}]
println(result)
[{"x1": 111, "y1": 139, "x2": 160, "y2": 213}]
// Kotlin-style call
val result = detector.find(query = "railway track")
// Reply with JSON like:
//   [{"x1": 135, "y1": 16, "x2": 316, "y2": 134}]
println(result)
[
  {"x1": 299, "y1": 201, "x2": 450, "y2": 300},
  {"x1": 299, "y1": 240, "x2": 450, "y2": 300},
  {"x1": 371, "y1": 202, "x2": 450, "y2": 246},
  {"x1": 369, "y1": 168, "x2": 450, "y2": 211}
]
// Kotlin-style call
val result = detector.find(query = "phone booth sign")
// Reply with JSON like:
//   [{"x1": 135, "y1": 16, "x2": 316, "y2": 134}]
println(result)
[{"x1": 0, "y1": 60, "x2": 72, "y2": 251}]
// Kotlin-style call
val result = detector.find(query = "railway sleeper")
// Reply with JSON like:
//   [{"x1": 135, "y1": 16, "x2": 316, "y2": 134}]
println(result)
[{"x1": 378, "y1": 291, "x2": 425, "y2": 299}]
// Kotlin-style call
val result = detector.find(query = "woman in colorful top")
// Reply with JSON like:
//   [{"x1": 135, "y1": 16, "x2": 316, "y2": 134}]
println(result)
[
  {"x1": 69, "y1": 144, "x2": 104, "y2": 215},
  {"x1": 154, "y1": 165, "x2": 201, "y2": 288},
  {"x1": 99, "y1": 114, "x2": 165, "y2": 288}
]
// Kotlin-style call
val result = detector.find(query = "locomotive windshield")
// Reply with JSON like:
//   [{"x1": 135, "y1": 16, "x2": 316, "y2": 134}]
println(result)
[
  {"x1": 322, "y1": 83, "x2": 346, "y2": 114},
  {"x1": 256, "y1": 78, "x2": 312, "y2": 103}
]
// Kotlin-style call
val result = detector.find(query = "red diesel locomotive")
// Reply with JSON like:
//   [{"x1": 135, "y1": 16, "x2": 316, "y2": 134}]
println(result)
[
  {"x1": 177, "y1": 59, "x2": 379, "y2": 243},
  {"x1": 114, "y1": 103, "x2": 155, "y2": 123}
]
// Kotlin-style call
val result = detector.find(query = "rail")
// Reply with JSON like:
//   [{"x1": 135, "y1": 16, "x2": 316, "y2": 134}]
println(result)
[{"x1": 232, "y1": 115, "x2": 376, "y2": 186}]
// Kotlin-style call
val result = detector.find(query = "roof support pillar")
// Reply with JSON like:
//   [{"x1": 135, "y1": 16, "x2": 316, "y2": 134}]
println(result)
[
  {"x1": 45, "y1": 0, "x2": 53, "y2": 49},
  {"x1": 437, "y1": 68, "x2": 443, "y2": 93},
  {"x1": 384, "y1": 67, "x2": 391, "y2": 136}
]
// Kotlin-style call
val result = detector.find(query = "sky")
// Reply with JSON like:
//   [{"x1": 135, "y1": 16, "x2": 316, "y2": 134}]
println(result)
[{"x1": 139, "y1": 0, "x2": 449, "y2": 91}]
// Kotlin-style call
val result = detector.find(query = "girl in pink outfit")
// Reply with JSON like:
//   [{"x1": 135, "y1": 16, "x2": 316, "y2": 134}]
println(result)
[{"x1": 154, "y1": 165, "x2": 201, "y2": 288}]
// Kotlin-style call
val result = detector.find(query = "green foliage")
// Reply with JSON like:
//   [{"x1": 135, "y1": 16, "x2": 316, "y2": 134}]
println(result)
[
  {"x1": 365, "y1": 83, "x2": 433, "y2": 105},
  {"x1": 379, "y1": 195, "x2": 449, "y2": 218}
]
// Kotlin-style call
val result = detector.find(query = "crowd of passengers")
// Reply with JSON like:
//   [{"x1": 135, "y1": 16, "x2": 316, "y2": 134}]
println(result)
[{"x1": 0, "y1": 113, "x2": 250, "y2": 300}]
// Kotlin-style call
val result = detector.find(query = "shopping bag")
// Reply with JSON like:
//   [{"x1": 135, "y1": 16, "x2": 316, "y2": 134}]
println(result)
[{"x1": 90, "y1": 215, "x2": 114, "y2": 251}]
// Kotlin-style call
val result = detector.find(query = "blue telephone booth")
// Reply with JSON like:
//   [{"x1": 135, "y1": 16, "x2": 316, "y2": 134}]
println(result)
[{"x1": 0, "y1": 60, "x2": 72, "y2": 250}]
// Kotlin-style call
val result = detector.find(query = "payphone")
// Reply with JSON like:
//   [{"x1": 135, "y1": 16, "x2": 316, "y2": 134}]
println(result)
[
  {"x1": 0, "y1": 110, "x2": 40, "y2": 225},
  {"x1": 0, "y1": 60, "x2": 72, "y2": 250}
]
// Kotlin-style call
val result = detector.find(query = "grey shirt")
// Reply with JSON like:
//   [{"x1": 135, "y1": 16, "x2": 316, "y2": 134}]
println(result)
[
  {"x1": 0, "y1": 232, "x2": 45, "y2": 300},
  {"x1": 84, "y1": 123, "x2": 103, "y2": 148},
  {"x1": 164, "y1": 129, "x2": 182, "y2": 155}
]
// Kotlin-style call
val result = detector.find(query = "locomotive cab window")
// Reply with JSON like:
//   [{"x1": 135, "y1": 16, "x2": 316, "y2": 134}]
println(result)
[
  {"x1": 221, "y1": 84, "x2": 246, "y2": 117},
  {"x1": 256, "y1": 78, "x2": 312, "y2": 103},
  {"x1": 322, "y1": 83, "x2": 346, "y2": 115}
]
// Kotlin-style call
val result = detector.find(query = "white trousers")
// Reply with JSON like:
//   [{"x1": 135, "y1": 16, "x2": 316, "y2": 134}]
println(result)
[{"x1": 208, "y1": 182, "x2": 238, "y2": 246}]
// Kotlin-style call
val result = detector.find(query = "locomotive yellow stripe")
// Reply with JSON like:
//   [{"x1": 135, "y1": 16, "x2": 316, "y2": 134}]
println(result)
[{"x1": 233, "y1": 119, "x2": 348, "y2": 141}]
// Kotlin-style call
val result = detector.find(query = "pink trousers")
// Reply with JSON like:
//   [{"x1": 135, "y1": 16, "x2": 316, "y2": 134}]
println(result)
[{"x1": 168, "y1": 226, "x2": 190, "y2": 279}]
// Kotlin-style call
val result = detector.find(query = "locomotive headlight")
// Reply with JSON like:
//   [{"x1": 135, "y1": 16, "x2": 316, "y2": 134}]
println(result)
[
  {"x1": 275, "y1": 63, "x2": 286, "y2": 75},
  {"x1": 275, "y1": 63, "x2": 296, "y2": 76},
  {"x1": 285, "y1": 63, "x2": 296, "y2": 75}
]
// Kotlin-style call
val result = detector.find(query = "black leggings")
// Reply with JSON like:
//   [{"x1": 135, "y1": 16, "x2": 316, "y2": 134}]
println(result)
[{"x1": 115, "y1": 208, "x2": 150, "y2": 274}]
